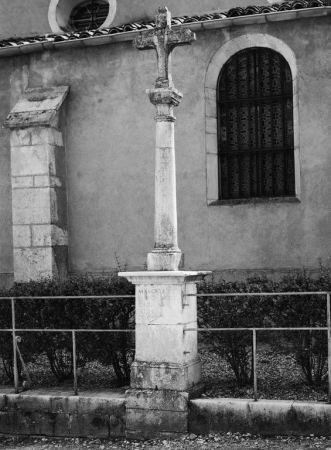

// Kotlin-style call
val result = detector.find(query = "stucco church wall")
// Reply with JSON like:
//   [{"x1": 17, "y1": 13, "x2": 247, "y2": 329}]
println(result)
[{"x1": 0, "y1": 14, "x2": 330, "y2": 281}]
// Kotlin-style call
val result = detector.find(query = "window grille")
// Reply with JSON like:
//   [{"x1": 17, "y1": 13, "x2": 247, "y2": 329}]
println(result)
[
  {"x1": 217, "y1": 48, "x2": 295, "y2": 200},
  {"x1": 70, "y1": 0, "x2": 109, "y2": 31}
]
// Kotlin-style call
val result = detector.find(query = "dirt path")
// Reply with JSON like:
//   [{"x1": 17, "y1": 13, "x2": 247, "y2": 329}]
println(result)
[{"x1": 0, "y1": 434, "x2": 330, "y2": 450}]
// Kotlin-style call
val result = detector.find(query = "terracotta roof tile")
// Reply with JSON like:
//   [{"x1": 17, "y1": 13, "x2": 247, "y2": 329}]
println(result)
[{"x1": 0, "y1": 0, "x2": 330, "y2": 50}]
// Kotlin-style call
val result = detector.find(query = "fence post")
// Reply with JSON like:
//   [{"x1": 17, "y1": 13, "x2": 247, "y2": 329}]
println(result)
[
  {"x1": 72, "y1": 330, "x2": 78, "y2": 395},
  {"x1": 327, "y1": 293, "x2": 331, "y2": 403},
  {"x1": 11, "y1": 298, "x2": 19, "y2": 394},
  {"x1": 253, "y1": 329, "x2": 257, "y2": 401}
]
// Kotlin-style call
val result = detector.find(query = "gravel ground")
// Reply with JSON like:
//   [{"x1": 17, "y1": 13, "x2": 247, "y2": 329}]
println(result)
[{"x1": 1, "y1": 434, "x2": 331, "y2": 450}]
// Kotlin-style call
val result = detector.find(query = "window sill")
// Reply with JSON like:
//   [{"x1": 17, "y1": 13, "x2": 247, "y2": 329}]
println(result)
[{"x1": 208, "y1": 196, "x2": 300, "y2": 206}]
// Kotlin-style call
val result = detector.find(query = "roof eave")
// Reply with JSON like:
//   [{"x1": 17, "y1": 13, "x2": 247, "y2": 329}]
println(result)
[{"x1": 1, "y1": 6, "x2": 330, "y2": 59}]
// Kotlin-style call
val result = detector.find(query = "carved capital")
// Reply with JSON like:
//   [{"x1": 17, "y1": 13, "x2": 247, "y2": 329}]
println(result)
[{"x1": 147, "y1": 88, "x2": 183, "y2": 107}]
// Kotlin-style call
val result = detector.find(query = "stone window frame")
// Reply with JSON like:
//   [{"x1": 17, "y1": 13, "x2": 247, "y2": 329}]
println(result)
[
  {"x1": 48, "y1": 0, "x2": 117, "y2": 33},
  {"x1": 205, "y1": 34, "x2": 300, "y2": 206}
]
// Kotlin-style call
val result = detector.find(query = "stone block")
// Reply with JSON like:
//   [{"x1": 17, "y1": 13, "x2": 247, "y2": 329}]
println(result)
[
  {"x1": 13, "y1": 225, "x2": 31, "y2": 248},
  {"x1": 13, "y1": 247, "x2": 53, "y2": 282},
  {"x1": 248, "y1": 400, "x2": 294, "y2": 435},
  {"x1": 126, "y1": 408, "x2": 188, "y2": 436},
  {"x1": 206, "y1": 153, "x2": 219, "y2": 204},
  {"x1": 135, "y1": 323, "x2": 198, "y2": 364},
  {"x1": 135, "y1": 283, "x2": 197, "y2": 325},
  {"x1": 189, "y1": 398, "x2": 252, "y2": 435},
  {"x1": 126, "y1": 429, "x2": 185, "y2": 440},
  {"x1": 31, "y1": 224, "x2": 68, "y2": 247},
  {"x1": 49, "y1": 396, "x2": 79, "y2": 414},
  {"x1": 205, "y1": 87, "x2": 217, "y2": 118},
  {"x1": 31, "y1": 128, "x2": 63, "y2": 146},
  {"x1": 147, "y1": 252, "x2": 184, "y2": 271},
  {"x1": 109, "y1": 412, "x2": 126, "y2": 437},
  {"x1": 11, "y1": 144, "x2": 55, "y2": 177},
  {"x1": 34, "y1": 175, "x2": 62, "y2": 188},
  {"x1": 130, "y1": 359, "x2": 201, "y2": 391},
  {"x1": 6, "y1": 394, "x2": 51, "y2": 413},
  {"x1": 77, "y1": 397, "x2": 125, "y2": 416},
  {"x1": 206, "y1": 116, "x2": 217, "y2": 135},
  {"x1": 12, "y1": 176, "x2": 34, "y2": 188},
  {"x1": 69, "y1": 414, "x2": 109, "y2": 438},
  {"x1": 206, "y1": 131, "x2": 218, "y2": 155},
  {"x1": 10, "y1": 128, "x2": 33, "y2": 147},
  {"x1": 12, "y1": 188, "x2": 53, "y2": 225},
  {"x1": 291, "y1": 401, "x2": 331, "y2": 436},
  {"x1": 126, "y1": 389, "x2": 190, "y2": 412}
]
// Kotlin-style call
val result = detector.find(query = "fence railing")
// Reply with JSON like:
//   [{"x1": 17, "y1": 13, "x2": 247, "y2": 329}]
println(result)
[
  {"x1": 184, "y1": 291, "x2": 331, "y2": 403},
  {"x1": 0, "y1": 295, "x2": 135, "y2": 395},
  {"x1": 1, "y1": 292, "x2": 330, "y2": 402}
]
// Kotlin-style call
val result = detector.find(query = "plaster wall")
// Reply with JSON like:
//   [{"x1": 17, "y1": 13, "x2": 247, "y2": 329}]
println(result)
[
  {"x1": 0, "y1": 0, "x2": 279, "y2": 40},
  {"x1": 0, "y1": 15, "x2": 330, "y2": 279}
]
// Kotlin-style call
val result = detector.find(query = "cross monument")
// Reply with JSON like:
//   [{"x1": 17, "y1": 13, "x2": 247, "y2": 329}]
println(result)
[
  {"x1": 135, "y1": 6, "x2": 196, "y2": 270},
  {"x1": 119, "y1": 7, "x2": 210, "y2": 439}
]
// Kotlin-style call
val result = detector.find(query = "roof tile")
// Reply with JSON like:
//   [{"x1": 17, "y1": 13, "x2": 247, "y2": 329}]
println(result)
[{"x1": 0, "y1": 0, "x2": 330, "y2": 50}]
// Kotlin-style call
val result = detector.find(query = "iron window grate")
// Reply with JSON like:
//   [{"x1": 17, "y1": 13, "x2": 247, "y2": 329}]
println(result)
[{"x1": 217, "y1": 47, "x2": 295, "y2": 200}]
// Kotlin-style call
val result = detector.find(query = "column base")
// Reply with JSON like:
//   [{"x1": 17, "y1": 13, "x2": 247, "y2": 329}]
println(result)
[
  {"x1": 125, "y1": 384, "x2": 204, "y2": 440},
  {"x1": 147, "y1": 251, "x2": 184, "y2": 271},
  {"x1": 130, "y1": 358, "x2": 202, "y2": 391}
]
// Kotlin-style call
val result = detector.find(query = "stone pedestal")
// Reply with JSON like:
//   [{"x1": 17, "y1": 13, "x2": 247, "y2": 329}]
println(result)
[
  {"x1": 4, "y1": 86, "x2": 69, "y2": 282},
  {"x1": 119, "y1": 271, "x2": 210, "y2": 439}
]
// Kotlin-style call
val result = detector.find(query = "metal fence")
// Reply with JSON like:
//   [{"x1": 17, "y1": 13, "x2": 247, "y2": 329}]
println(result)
[
  {"x1": 185, "y1": 291, "x2": 331, "y2": 403},
  {"x1": 1, "y1": 292, "x2": 331, "y2": 402},
  {"x1": 0, "y1": 295, "x2": 135, "y2": 395}
]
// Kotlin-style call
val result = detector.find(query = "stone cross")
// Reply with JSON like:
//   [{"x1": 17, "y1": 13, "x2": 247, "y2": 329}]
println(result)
[
  {"x1": 134, "y1": 6, "x2": 196, "y2": 89},
  {"x1": 134, "y1": 7, "x2": 196, "y2": 271}
]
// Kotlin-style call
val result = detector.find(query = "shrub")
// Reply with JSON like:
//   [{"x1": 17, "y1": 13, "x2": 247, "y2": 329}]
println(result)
[
  {"x1": 198, "y1": 267, "x2": 331, "y2": 388},
  {"x1": 0, "y1": 274, "x2": 135, "y2": 385}
]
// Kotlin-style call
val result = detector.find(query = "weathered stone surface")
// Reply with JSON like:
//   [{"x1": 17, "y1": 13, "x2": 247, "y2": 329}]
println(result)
[
  {"x1": 7, "y1": 87, "x2": 69, "y2": 282},
  {"x1": 291, "y1": 401, "x2": 331, "y2": 436},
  {"x1": 126, "y1": 389, "x2": 189, "y2": 412},
  {"x1": 248, "y1": 400, "x2": 294, "y2": 435},
  {"x1": 11, "y1": 144, "x2": 56, "y2": 177},
  {"x1": 189, "y1": 398, "x2": 330, "y2": 436},
  {"x1": 12, "y1": 176, "x2": 34, "y2": 188},
  {"x1": 12, "y1": 188, "x2": 53, "y2": 225},
  {"x1": 126, "y1": 409, "x2": 188, "y2": 435},
  {"x1": 130, "y1": 359, "x2": 202, "y2": 391},
  {"x1": 69, "y1": 414, "x2": 109, "y2": 438},
  {"x1": 13, "y1": 225, "x2": 31, "y2": 248},
  {"x1": 4, "y1": 86, "x2": 69, "y2": 129},
  {"x1": 0, "y1": 390, "x2": 126, "y2": 438}
]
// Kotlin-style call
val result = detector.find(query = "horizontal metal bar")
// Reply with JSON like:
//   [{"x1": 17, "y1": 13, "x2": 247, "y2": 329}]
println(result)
[
  {"x1": 186, "y1": 292, "x2": 329, "y2": 297},
  {"x1": 0, "y1": 295, "x2": 135, "y2": 300},
  {"x1": 220, "y1": 147, "x2": 294, "y2": 155},
  {"x1": 0, "y1": 329, "x2": 135, "y2": 333},
  {"x1": 184, "y1": 327, "x2": 329, "y2": 332}
]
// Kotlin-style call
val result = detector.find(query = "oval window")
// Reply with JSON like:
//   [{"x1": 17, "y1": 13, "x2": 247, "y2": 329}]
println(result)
[{"x1": 70, "y1": 0, "x2": 110, "y2": 31}]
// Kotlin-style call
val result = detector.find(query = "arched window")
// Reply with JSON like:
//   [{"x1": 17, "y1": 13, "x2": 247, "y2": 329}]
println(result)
[
  {"x1": 217, "y1": 48, "x2": 295, "y2": 200},
  {"x1": 70, "y1": 0, "x2": 109, "y2": 31}
]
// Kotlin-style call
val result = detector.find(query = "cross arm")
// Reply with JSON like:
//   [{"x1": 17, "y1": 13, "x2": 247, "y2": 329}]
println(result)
[
  {"x1": 167, "y1": 29, "x2": 196, "y2": 50},
  {"x1": 134, "y1": 32, "x2": 156, "y2": 51}
]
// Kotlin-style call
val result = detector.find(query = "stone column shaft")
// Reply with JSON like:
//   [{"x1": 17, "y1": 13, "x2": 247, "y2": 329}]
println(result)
[
  {"x1": 154, "y1": 120, "x2": 178, "y2": 250},
  {"x1": 147, "y1": 87, "x2": 184, "y2": 271}
]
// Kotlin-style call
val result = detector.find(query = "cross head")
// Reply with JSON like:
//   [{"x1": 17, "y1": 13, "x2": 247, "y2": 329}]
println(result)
[{"x1": 134, "y1": 7, "x2": 196, "y2": 88}]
